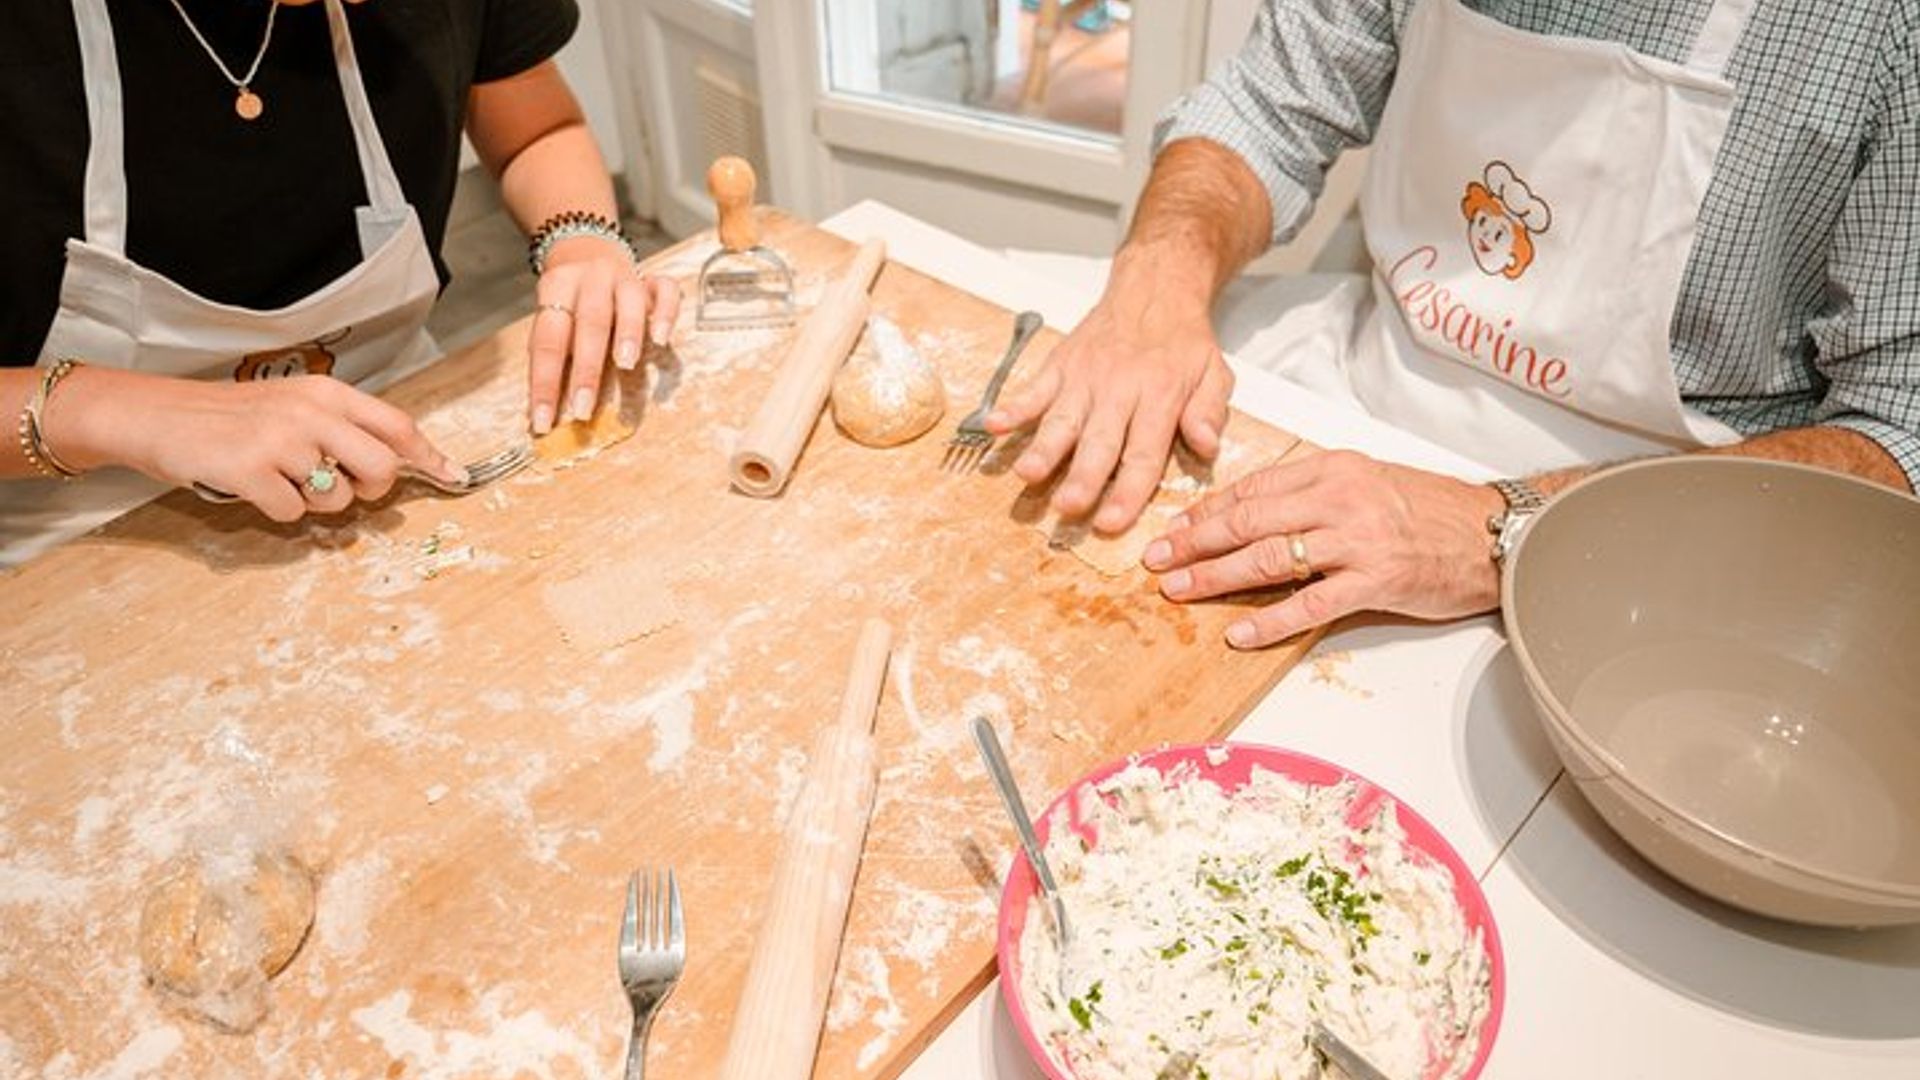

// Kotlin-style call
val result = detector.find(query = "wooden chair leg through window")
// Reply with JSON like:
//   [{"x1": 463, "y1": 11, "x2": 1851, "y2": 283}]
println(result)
[{"x1": 1019, "y1": 0, "x2": 1100, "y2": 112}]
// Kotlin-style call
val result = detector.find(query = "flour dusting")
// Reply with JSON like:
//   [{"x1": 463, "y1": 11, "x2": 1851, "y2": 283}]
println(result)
[
  {"x1": 316, "y1": 850, "x2": 389, "y2": 959},
  {"x1": 349, "y1": 988, "x2": 600, "y2": 1080},
  {"x1": 939, "y1": 635, "x2": 1047, "y2": 707},
  {"x1": 67, "y1": 1026, "x2": 183, "y2": 1080},
  {"x1": 826, "y1": 943, "x2": 907, "y2": 1072}
]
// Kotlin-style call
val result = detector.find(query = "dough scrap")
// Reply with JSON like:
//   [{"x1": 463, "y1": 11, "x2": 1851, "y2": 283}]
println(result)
[
  {"x1": 138, "y1": 851, "x2": 316, "y2": 1033},
  {"x1": 534, "y1": 381, "x2": 638, "y2": 466},
  {"x1": 542, "y1": 559, "x2": 682, "y2": 652},
  {"x1": 831, "y1": 316, "x2": 945, "y2": 448}
]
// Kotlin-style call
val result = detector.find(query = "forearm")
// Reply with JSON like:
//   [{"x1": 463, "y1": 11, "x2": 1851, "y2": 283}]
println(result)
[
  {"x1": 1, "y1": 364, "x2": 149, "y2": 479},
  {"x1": 1528, "y1": 426, "x2": 1912, "y2": 498},
  {"x1": 494, "y1": 123, "x2": 618, "y2": 238},
  {"x1": 466, "y1": 61, "x2": 620, "y2": 255},
  {"x1": 1107, "y1": 139, "x2": 1274, "y2": 317},
  {"x1": 1, "y1": 369, "x2": 37, "y2": 478}
]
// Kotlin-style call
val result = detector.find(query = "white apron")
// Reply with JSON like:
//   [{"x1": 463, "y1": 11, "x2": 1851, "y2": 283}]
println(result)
[
  {"x1": 1, "y1": 0, "x2": 440, "y2": 565},
  {"x1": 1255, "y1": 0, "x2": 1754, "y2": 476}
]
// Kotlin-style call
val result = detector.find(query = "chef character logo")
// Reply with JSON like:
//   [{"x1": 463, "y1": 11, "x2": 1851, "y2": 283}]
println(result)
[
  {"x1": 233, "y1": 328, "x2": 349, "y2": 381},
  {"x1": 1461, "y1": 161, "x2": 1551, "y2": 280}
]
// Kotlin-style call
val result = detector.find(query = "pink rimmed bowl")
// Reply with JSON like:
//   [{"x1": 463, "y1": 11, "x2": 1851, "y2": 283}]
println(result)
[{"x1": 994, "y1": 742, "x2": 1506, "y2": 1079}]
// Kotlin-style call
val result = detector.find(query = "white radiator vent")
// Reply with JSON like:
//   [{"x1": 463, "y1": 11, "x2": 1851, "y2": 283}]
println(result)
[{"x1": 694, "y1": 60, "x2": 768, "y2": 180}]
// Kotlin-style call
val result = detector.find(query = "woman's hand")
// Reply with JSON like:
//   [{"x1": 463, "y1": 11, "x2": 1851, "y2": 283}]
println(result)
[
  {"x1": 1143, "y1": 450, "x2": 1508, "y2": 648},
  {"x1": 47, "y1": 367, "x2": 464, "y2": 523},
  {"x1": 527, "y1": 237, "x2": 680, "y2": 434}
]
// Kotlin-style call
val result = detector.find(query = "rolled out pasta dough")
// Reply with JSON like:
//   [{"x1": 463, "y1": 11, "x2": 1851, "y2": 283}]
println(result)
[{"x1": 542, "y1": 558, "x2": 682, "y2": 652}]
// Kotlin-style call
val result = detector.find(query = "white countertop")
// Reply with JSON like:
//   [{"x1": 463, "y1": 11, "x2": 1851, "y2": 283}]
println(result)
[{"x1": 823, "y1": 202, "x2": 1920, "y2": 1079}]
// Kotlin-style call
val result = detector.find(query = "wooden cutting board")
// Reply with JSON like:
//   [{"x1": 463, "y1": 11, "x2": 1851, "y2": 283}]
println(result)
[{"x1": 0, "y1": 214, "x2": 1321, "y2": 1079}]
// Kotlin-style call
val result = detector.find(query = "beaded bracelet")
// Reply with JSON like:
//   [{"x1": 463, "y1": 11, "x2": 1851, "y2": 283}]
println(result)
[
  {"x1": 526, "y1": 210, "x2": 637, "y2": 277},
  {"x1": 17, "y1": 358, "x2": 84, "y2": 480}
]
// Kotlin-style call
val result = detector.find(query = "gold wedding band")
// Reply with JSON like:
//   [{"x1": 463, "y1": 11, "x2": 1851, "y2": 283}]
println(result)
[
  {"x1": 304, "y1": 456, "x2": 340, "y2": 496},
  {"x1": 1286, "y1": 532, "x2": 1313, "y2": 582},
  {"x1": 537, "y1": 302, "x2": 574, "y2": 318}
]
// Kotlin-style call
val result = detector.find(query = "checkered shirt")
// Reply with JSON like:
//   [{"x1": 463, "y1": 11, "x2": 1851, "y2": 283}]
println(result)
[{"x1": 1159, "y1": 0, "x2": 1920, "y2": 487}]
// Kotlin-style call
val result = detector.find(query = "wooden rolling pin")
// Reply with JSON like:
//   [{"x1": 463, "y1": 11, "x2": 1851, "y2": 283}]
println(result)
[
  {"x1": 728, "y1": 238, "x2": 887, "y2": 497},
  {"x1": 717, "y1": 618, "x2": 892, "y2": 1080}
]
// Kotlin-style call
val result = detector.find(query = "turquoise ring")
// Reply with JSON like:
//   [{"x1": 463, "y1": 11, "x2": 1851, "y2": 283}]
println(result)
[{"x1": 304, "y1": 457, "x2": 339, "y2": 496}]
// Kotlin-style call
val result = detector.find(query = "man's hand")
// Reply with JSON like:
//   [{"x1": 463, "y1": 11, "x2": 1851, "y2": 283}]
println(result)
[
  {"x1": 1143, "y1": 450, "x2": 1507, "y2": 648},
  {"x1": 983, "y1": 138, "x2": 1274, "y2": 535},
  {"x1": 985, "y1": 286, "x2": 1234, "y2": 535}
]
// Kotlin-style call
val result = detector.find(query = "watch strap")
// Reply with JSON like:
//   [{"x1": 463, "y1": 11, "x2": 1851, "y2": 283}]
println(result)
[{"x1": 1486, "y1": 477, "x2": 1547, "y2": 564}]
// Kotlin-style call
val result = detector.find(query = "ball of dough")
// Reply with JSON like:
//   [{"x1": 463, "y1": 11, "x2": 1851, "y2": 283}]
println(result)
[
  {"x1": 832, "y1": 318, "x2": 945, "y2": 448},
  {"x1": 139, "y1": 851, "x2": 316, "y2": 1032}
]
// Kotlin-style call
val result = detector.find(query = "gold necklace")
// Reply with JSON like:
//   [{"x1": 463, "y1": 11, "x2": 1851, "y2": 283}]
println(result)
[{"x1": 162, "y1": 0, "x2": 281, "y2": 120}]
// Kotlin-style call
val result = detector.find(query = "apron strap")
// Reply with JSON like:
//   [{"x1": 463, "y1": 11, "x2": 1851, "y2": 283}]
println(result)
[
  {"x1": 68, "y1": 0, "x2": 129, "y2": 252},
  {"x1": 324, "y1": 0, "x2": 409, "y2": 214},
  {"x1": 1687, "y1": 0, "x2": 1760, "y2": 77}
]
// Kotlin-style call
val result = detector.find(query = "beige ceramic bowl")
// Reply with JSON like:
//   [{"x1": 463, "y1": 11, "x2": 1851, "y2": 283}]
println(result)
[{"x1": 1503, "y1": 457, "x2": 1920, "y2": 927}]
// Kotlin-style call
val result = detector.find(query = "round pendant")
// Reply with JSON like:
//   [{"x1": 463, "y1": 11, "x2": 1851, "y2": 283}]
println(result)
[{"x1": 235, "y1": 88, "x2": 264, "y2": 121}]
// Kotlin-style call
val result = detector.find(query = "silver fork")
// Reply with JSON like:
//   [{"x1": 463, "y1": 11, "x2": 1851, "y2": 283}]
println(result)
[
  {"x1": 619, "y1": 867, "x2": 686, "y2": 1080},
  {"x1": 189, "y1": 439, "x2": 533, "y2": 504},
  {"x1": 943, "y1": 309, "x2": 1043, "y2": 471}
]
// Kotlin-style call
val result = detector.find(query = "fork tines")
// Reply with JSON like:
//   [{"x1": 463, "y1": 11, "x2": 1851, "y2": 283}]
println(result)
[
  {"x1": 618, "y1": 867, "x2": 684, "y2": 1080},
  {"x1": 942, "y1": 431, "x2": 993, "y2": 472},
  {"x1": 620, "y1": 866, "x2": 685, "y2": 965},
  {"x1": 464, "y1": 440, "x2": 534, "y2": 489}
]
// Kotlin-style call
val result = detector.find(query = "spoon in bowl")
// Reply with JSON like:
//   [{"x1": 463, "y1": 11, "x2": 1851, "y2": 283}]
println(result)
[{"x1": 971, "y1": 716, "x2": 1073, "y2": 994}]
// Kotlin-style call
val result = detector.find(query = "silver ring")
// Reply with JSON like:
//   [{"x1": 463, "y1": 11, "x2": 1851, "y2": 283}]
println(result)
[
  {"x1": 537, "y1": 302, "x2": 574, "y2": 318},
  {"x1": 304, "y1": 456, "x2": 339, "y2": 495},
  {"x1": 1286, "y1": 532, "x2": 1313, "y2": 581}
]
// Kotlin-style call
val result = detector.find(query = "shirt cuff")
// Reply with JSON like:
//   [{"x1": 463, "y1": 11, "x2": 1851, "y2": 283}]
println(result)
[
  {"x1": 1819, "y1": 413, "x2": 1920, "y2": 493},
  {"x1": 1153, "y1": 95, "x2": 1316, "y2": 247}
]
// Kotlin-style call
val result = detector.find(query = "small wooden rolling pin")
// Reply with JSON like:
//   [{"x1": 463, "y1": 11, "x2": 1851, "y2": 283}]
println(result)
[
  {"x1": 716, "y1": 618, "x2": 892, "y2": 1080},
  {"x1": 728, "y1": 238, "x2": 888, "y2": 497}
]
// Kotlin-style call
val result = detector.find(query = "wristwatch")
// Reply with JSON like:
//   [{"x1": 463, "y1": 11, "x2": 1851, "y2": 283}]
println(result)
[{"x1": 1486, "y1": 477, "x2": 1547, "y2": 565}]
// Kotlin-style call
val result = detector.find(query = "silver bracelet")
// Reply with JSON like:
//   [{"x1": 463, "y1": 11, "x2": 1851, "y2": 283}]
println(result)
[{"x1": 526, "y1": 210, "x2": 637, "y2": 277}]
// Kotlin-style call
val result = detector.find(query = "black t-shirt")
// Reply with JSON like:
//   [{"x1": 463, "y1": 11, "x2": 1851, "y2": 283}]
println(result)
[{"x1": 1, "y1": 0, "x2": 579, "y2": 366}]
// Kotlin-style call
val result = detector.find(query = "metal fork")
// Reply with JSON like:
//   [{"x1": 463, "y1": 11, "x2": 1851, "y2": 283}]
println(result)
[
  {"x1": 943, "y1": 309, "x2": 1043, "y2": 471},
  {"x1": 618, "y1": 867, "x2": 686, "y2": 1080},
  {"x1": 189, "y1": 439, "x2": 533, "y2": 504}
]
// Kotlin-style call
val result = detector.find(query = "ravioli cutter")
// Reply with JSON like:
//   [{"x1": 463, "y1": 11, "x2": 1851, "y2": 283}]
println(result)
[{"x1": 695, "y1": 156, "x2": 796, "y2": 332}]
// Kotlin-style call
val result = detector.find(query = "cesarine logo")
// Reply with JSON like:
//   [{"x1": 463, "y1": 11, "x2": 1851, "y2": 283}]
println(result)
[{"x1": 1462, "y1": 161, "x2": 1551, "y2": 280}]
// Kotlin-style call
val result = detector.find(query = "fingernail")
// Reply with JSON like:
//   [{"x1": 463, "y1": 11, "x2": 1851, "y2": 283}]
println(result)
[
  {"x1": 1143, "y1": 539, "x2": 1172, "y2": 569},
  {"x1": 616, "y1": 339, "x2": 640, "y2": 369},
  {"x1": 531, "y1": 403, "x2": 555, "y2": 435},
  {"x1": 1226, "y1": 621, "x2": 1258, "y2": 648},
  {"x1": 440, "y1": 456, "x2": 469, "y2": 485},
  {"x1": 1168, "y1": 513, "x2": 1190, "y2": 531},
  {"x1": 1162, "y1": 568, "x2": 1191, "y2": 595},
  {"x1": 650, "y1": 319, "x2": 670, "y2": 347},
  {"x1": 571, "y1": 387, "x2": 597, "y2": 422}
]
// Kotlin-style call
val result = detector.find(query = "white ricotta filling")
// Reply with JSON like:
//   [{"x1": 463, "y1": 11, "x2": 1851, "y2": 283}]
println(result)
[{"x1": 1017, "y1": 760, "x2": 1492, "y2": 1080}]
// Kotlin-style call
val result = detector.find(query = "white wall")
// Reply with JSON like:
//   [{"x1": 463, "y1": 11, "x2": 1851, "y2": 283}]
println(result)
[
  {"x1": 558, "y1": 0, "x2": 628, "y2": 173},
  {"x1": 459, "y1": 0, "x2": 628, "y2": 174}
]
